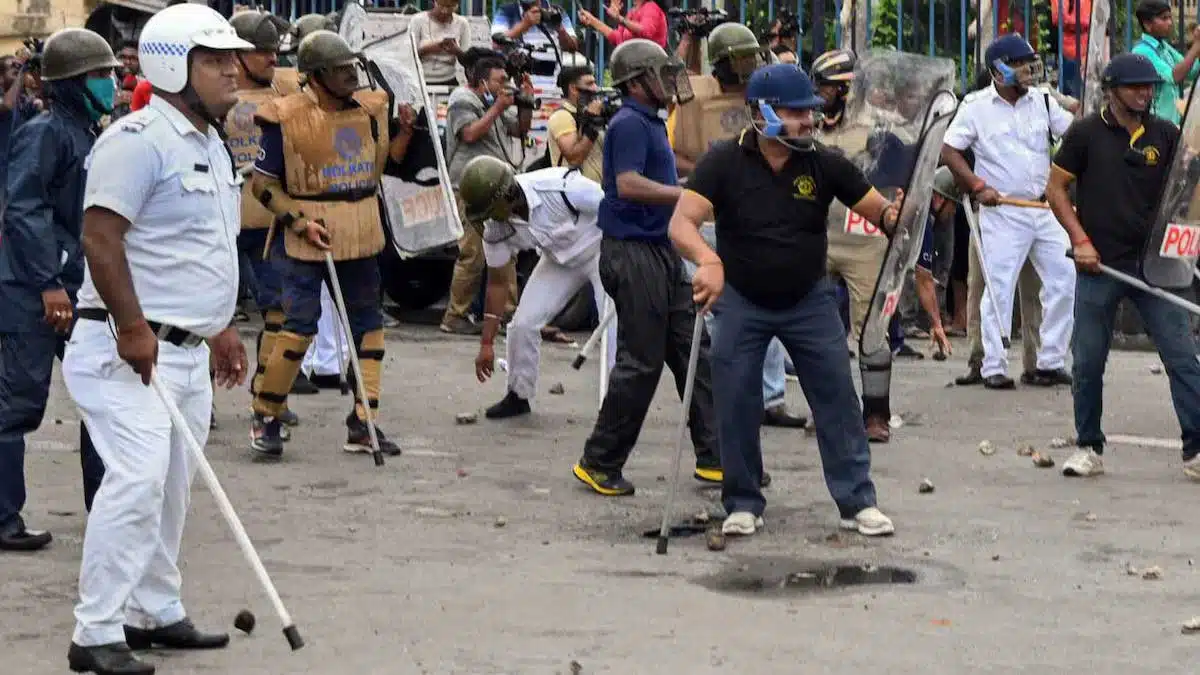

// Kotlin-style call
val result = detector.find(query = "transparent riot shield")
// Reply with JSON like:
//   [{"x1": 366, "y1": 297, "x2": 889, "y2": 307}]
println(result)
[{"x1": 1142, "y1": 85, "x2": 1200, "y2": 289}]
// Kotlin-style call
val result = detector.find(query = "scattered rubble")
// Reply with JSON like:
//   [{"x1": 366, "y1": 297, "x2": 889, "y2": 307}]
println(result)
[
  {"x1": 918, "y1": 478, "x2": 935, "y2": 494},
  {"x1": 978, "y1": 440, "x2": 996, "y2": 456}
]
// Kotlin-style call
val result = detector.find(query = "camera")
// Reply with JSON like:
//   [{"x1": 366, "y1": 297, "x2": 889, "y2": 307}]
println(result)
[
  {"x1": 667, "y1": 7, "x2": 730, "y2": 39},
  {"x1": 519, "y1": 0, "x2": 564, "y2": 30},
  {"x1": 580, "y1": 88, "x2": 621, "y2": 122},
  {"x1": 493, "y1": 35, "x2": 557, "y2": 80},
  {"x1": 508, "y1": 85, "x2": 541, "y2": 111}
]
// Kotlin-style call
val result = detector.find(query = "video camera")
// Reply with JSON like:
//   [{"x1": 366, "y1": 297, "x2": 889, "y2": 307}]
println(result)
[
  {"x1": 667, "y1": 7, "x2": 731, "y2": 39},
  {"x1": 519, "y1": 0, "x2": 565, "y2": 31},
  {"x1": 22, "y1": 37, "x2": 44, "y2": 71},
  {"x1": 769, "y1": 8, "x2": 801, "y2": 40},
  {"x1": 581, "y1": 88, "x2": 621, "y2": 123},
  {"x1": 493, "y1": 35, "x2": 558, "y2": 81}
]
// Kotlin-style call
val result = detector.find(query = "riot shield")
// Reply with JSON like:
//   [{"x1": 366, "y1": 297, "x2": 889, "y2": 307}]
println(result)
[
  {"x1": 1142, "y1": 84, "x2": 1200, "y2": 289},
  {"x1": 339, "y1": 1, "x2": 368, "y2": 49},
  {"x1": 858, "y1": 90, "x2": 960, "y2": 356},
  {"x1": 1081, "y1": 0, "x2": 1111, "y2": 117}
]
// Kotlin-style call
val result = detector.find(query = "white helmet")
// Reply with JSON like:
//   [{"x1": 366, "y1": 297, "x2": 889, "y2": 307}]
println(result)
[{"x1": 139, "y1": 3, "x2": 254, "y2": 94}]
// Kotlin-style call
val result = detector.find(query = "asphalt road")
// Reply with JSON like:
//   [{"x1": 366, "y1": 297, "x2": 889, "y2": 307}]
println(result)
[{"x1": 2, "y1": 324, "x2": 1195, "y2": 674}]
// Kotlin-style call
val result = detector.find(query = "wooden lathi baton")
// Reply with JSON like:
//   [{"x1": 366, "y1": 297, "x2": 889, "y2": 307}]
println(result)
[{"x1": 997, "y1": 197, "x2": 1051, "y2": 209}]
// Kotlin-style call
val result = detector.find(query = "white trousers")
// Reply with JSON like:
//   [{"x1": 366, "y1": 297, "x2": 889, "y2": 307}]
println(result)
[
  {"x1": 302, "y1": 283, "x2": 348, "y2": 377},
  {"x1": 63, "y1": 319, "x2": 211, "y2": 646},
  {"x1": 506, "y1": 250, "x2": 616, "y2": 400},
  {"x1": 978, "y1": 205, "x2": 1076, "y2": 377}
]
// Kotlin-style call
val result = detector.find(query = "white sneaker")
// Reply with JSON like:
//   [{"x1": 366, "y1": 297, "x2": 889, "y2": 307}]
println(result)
[
  {"x1": 839, "y1": 507, "x2": 895, "y2": 536},
  {"x1": 721, "y1": 511, "x2": 764, "y2": 536},
  {"x1": 1062, "y1": 449, "x2": 1104, "y2": 477},
  {"x1": 1182, "y1": 456, "x2": 1200, "y2": 482}
]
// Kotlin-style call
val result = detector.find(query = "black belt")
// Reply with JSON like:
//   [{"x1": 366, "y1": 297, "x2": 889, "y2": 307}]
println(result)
[{"x1": 77, "y1": 308, "x2": 205, "y2": 348}]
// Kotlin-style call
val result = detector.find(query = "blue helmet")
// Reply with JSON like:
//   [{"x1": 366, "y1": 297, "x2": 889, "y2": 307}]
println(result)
[
  {"x1": 1102, "y1": 52, "x2": 1163, "y2": 88},
  {"x1": 984, "y1": 34, "x2": 1041, "y2": 86},
  {"x1": 984, "y1": 33, "x2": 1036, "y2": 67},
  {"x1": 745, "y1": 63, "x2": 824, "y2": 143}
]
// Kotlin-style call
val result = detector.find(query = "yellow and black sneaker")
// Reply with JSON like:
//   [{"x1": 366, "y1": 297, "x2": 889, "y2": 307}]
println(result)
[
  {"x1": 694, "y1": 465, "x2": 772, "y2": 488},
  {"x1": 572, "y1": 463, "x2": 635, "y2": 496}
]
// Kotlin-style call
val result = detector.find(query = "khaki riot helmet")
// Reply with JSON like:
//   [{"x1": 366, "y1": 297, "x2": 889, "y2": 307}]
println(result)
[
  {"x1": 459, "y1": 156, "x2": 520, "y2": 224},
  {"x1": 609, "y1": 38, "x2": 694, "y2": 104},
  {"x1": 293, "y1": 13, "x2": 337, "y2": 44},
  {"x1": 229, "y1": 10, "x2": 281, "y2": 52},
  {"x1": 296, "y1": 30, "x2": 359, "y2": 74},
  {"x1": 932, "y1": 166, "x2": 962, "y2": 202},
  {"x1": 40, "y1": 27, "x2": 120, "y2": 81},
  {"x1": 706, "y1": 23, "x2": 762, "y2": 83}
]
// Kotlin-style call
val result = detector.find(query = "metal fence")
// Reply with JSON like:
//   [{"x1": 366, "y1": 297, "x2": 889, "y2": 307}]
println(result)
[{"x1": 215, "y1": 0, "x2": 1200, "y2": 92}]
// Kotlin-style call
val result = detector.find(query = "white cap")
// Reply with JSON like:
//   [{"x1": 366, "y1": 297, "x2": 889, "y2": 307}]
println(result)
[{"x1": 139, "y1": 3, "x2": 254, "y2": 94}]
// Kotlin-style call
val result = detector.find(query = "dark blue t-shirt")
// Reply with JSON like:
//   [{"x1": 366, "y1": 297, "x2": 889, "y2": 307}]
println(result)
[
  {"x1": 916, "y1": 213, "x2": 936, "y2": 272},
  {"x1": 0, "y1": 101, "x2": 36, "y2": 202},
  {"x1": 598, "y1": 100, "x2": 678, "y2": 242}
]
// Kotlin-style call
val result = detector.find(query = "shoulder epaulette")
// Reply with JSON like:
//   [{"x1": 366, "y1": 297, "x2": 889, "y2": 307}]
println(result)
[{"x1": 119, "y1": 117, "x2": 149, "y2": 133}]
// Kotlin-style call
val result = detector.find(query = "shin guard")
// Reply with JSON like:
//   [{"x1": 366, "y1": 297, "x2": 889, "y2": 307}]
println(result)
[
  {"x1": 859, "y1": 347, "x2": 893, "y2": 421},
  {"x1": 252, "y1": 330, "x2": 312, "y2": 418},
  {"x1": 251, "y1": 309, "x2": 286, "y2": 396},
  {"x1": 353, "y1": 329, "x2": 385, "y2": 421}
]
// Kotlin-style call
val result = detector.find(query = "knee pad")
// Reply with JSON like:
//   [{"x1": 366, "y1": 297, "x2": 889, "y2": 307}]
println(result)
[
  {"x1": 252, "y1": 331, "x2": 313, "y2": 417},
  {"x1": 353, "y1": 330, "x2": 385, "y2": 420},
  {"x1": 251, "y1": 309, "x2": 289, "y2": 395}
]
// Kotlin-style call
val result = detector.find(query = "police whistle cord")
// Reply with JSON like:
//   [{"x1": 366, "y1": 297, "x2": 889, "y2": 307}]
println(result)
[
  {"x1": 323, "y1": 253, "x2": 386, "y2": 467},
  {"x1": 961, "y1": 196, "x2": 1013, "y2": 349},
  {"x1": 656, "y1": 309, "x2": 706, "y2": 556},
  {"x1": 1066, "y1": 250, "x2": 1200, "y2": 317},
  {"x1": 571, "y1": 304, "x2": 617, "y2": 370},
  {"x1": 148, "y1": 374, "x2": 304, "y2": 651},
  {"x1": 996, "y1": 197, "x2": 1050, "y2": 209}
]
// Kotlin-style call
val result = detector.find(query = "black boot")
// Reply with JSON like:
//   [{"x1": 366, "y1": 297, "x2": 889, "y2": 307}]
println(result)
[
  {"x1": 291, "y1": 372, "x2": 319, "y2": 395},
  {"x1": 485, "y1": 391, "x2": 531, "y2": 419},
  {"x1": 68, "y1": 642, "x2": 154, "y2": 674}
]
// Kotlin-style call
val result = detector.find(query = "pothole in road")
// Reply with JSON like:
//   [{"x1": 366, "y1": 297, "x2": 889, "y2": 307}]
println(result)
[{"x1": 697, "y1": 559, "x2": 918, "y2": 596}]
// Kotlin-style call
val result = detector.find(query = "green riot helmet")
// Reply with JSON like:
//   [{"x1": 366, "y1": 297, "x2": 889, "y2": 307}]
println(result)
[
  {"x1": 40, "y1": 27, "x2": 120, "y2": 81},
  {"x1": 296, "y1": 30, "x2": 359, "y2": 74},
  {"x1": 609, "y1": 38, "x2": 694, "y2": 105},
  {"x1": 292, "y1": 13, "x2": 337, "y2": 44},
  {"x1": 706, "y1": 23, "x2": 762, "y2": 83},
  {"x1": 459, "y1": 156, "x2": 521, "y2": 229},
  {"x1": 229, "y1": 10, "x2": 281, "y2": 52},
  {"x1": 932, "y1": 166, "x2": 962, "y2": 202}
]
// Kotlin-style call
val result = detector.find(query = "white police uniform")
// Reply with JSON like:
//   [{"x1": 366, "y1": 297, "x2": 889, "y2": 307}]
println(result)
[
  {"x1": 482, "y1": 167, "x2": 616, "y2": 400},
  {"x1": 943, "y1": 83, "x2": 1077, "y2": 379},
  {"x1": 63, "y1": 95, "x2": 241, "y2": 646}
]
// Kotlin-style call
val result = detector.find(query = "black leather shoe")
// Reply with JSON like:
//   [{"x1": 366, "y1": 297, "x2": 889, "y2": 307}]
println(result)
[
  {"x1": 124, "y1": 618, "x2": 229, "y2": 651},
  {"x1": 0, "y1": 527, "x2": 52, "y2": 551},
  {"x1": 954, "y1": 367, "x2": 983, "y2": 386},
  {"x1": 1027, "y1": 368, "x2": 1073, "y2": 387},
  {"x1": 983, "y1": 374, "x2": 1016, "y2": 390},
  {"x1": 308, "y1": 373, "x2": 343, "y2": 390},
  {"x1": 291, "y1": 372, "x2": 319, "y2": 395},
  {"x1": 485, "y1": 391, "x2": 531, "y2": 419},
  {"x1": 68, "y1": 642, "x2": 154, "y2": 674},
  {"x1": 763, "y1": 404, "x2": 808, "y2": 428}
]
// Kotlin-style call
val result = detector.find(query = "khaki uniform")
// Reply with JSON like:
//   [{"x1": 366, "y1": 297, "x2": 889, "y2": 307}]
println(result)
[
  {"x1": 250, "y1": 88, "x2": 392, "y2": 422},
  {"x1": 673, "y1": 74, "x2": 750, "y2": 167}
]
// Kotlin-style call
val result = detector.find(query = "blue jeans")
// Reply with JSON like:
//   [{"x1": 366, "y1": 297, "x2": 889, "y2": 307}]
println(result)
[
  {"x1": 275, "y1": 235, "x2": 382, "y2": 337},
  {"x1": 239, "y1": 229, "x2": 283, "y2": 312},
  {"x1": 710, "y1": 280, "x2": 878, "y2": 517},
  {"x1": 0, "y1": 323, "x2": 104, "y2": 534},
  {"x1": 1072, "y1": 272, "x2": 1200, "y2": 459}
]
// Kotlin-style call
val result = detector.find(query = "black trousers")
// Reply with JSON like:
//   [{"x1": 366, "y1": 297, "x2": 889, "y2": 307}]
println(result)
[{"x1": 581, "y1": 237, "x2": 719, "y2": 472}]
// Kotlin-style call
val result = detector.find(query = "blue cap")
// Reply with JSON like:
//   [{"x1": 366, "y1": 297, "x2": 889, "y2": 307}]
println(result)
[
  {"x1": 1102, "y1": 52, "x2": 1163, "y2": 87},
  {"x1": 984, "y1": 33, "x2": 1036, "y2": 66},
  {"x1": 745, "y1": 63, "x2": 825, "y2": 110}
]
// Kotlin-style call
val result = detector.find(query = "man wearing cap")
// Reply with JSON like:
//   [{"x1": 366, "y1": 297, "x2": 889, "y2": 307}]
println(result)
[
  {"x1": 1132, "y1": 0, "x2": 1200, "y2": 124},
  {"x1": 942, "y1": 33, "x2": 1078, "y2": 390},
  {"x1": 1045, "y1": 52, "x2": 1200, "y2": 480},
  {"x1": 670, "y1": 63, "x2": 899, "y2": 538},
  {"x1": 0, "y1": 27, "x2": 116, "y2": 553},
  {"x1": 62, "y1": 4, "x2": 253, "y2": 673}
]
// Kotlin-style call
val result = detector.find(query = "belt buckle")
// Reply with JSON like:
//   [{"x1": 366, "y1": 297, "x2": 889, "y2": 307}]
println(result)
[
  {"x1": 184, "y1": 334, "x2": 204, "y2": 348},
  {"x1": 153, "y1": 323, "x2": 173, "y2": 341}
]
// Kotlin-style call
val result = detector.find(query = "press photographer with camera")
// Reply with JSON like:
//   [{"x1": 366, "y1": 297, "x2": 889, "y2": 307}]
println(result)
[
  {"x1": 577, "y1": 0, "x2": 668, "y2": 48},
  {"x1": 669, "y1": 7, "x2": 731, "y2": 73},
  {"x1": 547, "y1": 64, "x2": 609, "y2": 182},
  {"x1": 492, "y1": 0, "x2": 578, "y2": 88},
  {"x1": 440, "y1": 48, "x2": 534, "y2": 335}
]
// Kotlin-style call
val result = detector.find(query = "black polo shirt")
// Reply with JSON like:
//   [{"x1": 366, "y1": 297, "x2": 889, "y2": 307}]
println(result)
[
  {"x1": 687, "y1": 130, "x2": 873, "y2": 310},
  {"x1": 1053, "y1": 109, "x2": 1179, "y2": 266}
]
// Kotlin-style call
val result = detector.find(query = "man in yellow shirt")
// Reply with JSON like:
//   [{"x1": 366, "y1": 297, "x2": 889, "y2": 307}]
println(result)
[{"x1": 547, "y1": 62, "x2": 604, "y2": 181}]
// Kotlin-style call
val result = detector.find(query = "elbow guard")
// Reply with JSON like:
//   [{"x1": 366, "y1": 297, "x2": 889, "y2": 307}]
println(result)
[{"x1": 251, "y1": 174, "x2": 305, "y2": 231}]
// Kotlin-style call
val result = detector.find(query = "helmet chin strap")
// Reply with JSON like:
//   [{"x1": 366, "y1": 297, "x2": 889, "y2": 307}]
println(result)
[
  {"x1": 237, "y1": 53, "x2": 273, "y2": 88},
  {"x1": 753, "y1": 100, "x2": 815, "y2": 152}
]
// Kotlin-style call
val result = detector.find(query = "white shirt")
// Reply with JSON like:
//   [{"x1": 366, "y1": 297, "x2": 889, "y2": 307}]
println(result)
[
  {"x1": 943, "y1": 84, "x2": 1074, "y2": 200},
  {"x1": 482, "y1": 167, "x2": 602, "y2": 268},
  {"x1": 78, "y1": 96, "x2": 241, "y2": 339},
  {"x1": 409, "y1": 11, "x2": 471, "y2": 83}
]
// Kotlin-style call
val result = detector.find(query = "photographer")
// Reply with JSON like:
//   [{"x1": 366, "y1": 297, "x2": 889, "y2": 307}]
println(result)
[
  {"x1": 440, "y1": 49, "x2": 533, "y2": 335},
  {"x1": 411, "y1": 0, "x2": 471, "y2": 87},
  {"x1": 491, "y1": 0, "x2": 578, "y2": 88},
  {"x1": 578, "y1": 0, "x2": 668, "y2": 49},
  {"x1": 547, "y1": 64, "x2": 605, "y2": 182},
  {"x1": 669, "y1": 8, "x2": 730, "y2": 73}
]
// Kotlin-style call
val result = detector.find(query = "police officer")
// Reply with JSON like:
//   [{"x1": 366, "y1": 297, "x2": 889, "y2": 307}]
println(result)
[
  {"x1": 0, "y1": 28, "x2": 116, "y2": 552},
  {"x1": 226, "y1": 10, "x2": 314, "y2": 434},
  {"x1": 915, "y1": 167, "x2": 962, "y2": 358},
  {"x1": 63, "y1": 5, "x2": 252, "y2": 673},
  {"x1": 572, "y1": 39, "x2": 729, "y2": 496},
  {"x1": 249, "y1": 30, "x2": 413, "y2": 457},
  {"x1": 812, "y1": 47, "x2": 903, "y2": 442},
  {"x1": 670, "y1": 63, "x2": 898, "y2": 537},
  {"x1": 671, "y1": 22, "x2": 807, "y2": 429},
  {"x1": 461, "y1": 156, "x2": 615, "y2": 418},
  {"x1": 278, "y1": 14, "x2": 335, "y2": 71},
  {"x1": 1046, "y1": 52, "x2": 1200, "y2": 480}
]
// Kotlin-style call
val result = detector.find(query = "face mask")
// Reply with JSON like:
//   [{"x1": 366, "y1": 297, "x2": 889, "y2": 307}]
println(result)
[
  {"x1": 481, "y1": 84, "x2": 496, "y2": 106},
  {"x1": 85, "y1": 75, "x2": 116, "y2": 118}
]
